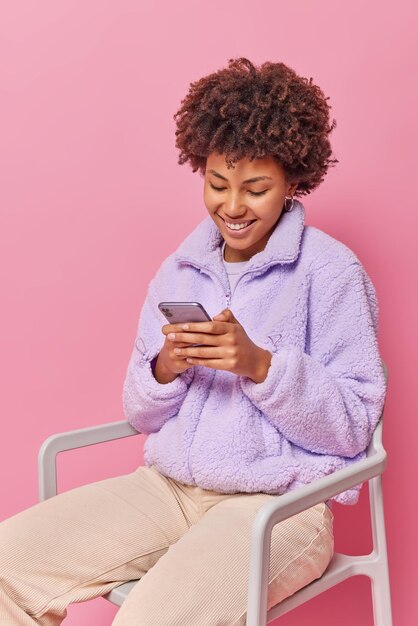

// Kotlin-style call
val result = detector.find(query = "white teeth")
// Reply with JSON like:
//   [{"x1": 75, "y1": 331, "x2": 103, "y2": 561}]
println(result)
[{"x1": 225, "y1": 221, "x2": 253, "y2": 230}]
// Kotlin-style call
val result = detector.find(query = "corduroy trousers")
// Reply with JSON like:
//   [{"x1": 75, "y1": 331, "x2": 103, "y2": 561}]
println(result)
[{"x1": 0, "y1": 464, "x2": 334, "y2": 626}]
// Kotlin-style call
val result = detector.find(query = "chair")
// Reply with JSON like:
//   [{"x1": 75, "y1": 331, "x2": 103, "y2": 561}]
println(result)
[{"x1": 38, "y1": 361, "x2": 392, "y2": 626}]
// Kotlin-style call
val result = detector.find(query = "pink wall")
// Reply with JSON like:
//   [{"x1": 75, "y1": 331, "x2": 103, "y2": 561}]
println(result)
[{"x1": 1, "y1": 1, "x2": 416, "y2": 623}]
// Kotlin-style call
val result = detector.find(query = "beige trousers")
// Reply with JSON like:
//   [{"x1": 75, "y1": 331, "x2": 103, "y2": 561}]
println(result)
[{"x1": 0, "y1": 464, "x2": 334, "y2": 626}]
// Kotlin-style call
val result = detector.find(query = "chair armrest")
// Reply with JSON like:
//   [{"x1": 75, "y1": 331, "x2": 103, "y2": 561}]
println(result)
[
  {"x1": 38, "y1": 420, "x2": 141, "y2": 501},
  {"x1": 253, "y1": 423, "x2": 386, "y2": 528}
]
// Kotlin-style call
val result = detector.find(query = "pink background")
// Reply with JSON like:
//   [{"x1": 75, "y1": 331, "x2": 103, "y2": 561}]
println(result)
[{"x1": 1, "y1": 1, "x2": 416, "y2": 624}]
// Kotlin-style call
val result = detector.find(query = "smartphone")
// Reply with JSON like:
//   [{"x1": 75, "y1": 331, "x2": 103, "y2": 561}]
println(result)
[
  {"x1": 158, "y1": 302, "x2": 212, "y2": 349},
  {"x1": 158, "y1": 302, "x2": 212, "y2": 324}
]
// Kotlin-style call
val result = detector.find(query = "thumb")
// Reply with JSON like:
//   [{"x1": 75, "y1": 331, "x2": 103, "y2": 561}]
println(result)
[{"x1": 213, "y1": 308, "x2": 239, "y2": 324}]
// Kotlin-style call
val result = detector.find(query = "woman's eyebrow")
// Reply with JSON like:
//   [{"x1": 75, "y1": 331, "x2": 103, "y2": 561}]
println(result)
[{"x1": 207, "y1": 169, "x2": 272, "y2": 184}]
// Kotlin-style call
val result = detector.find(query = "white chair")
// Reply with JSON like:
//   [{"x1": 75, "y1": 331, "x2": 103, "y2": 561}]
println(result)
[{"x1": 38, "y1": 361, "x2": 392, "y2": 626}]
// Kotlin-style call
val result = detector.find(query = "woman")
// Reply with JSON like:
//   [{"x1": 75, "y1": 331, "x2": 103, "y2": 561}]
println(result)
[{"x1": 0, "y1": 58, "x2": 387, "y2": 625}]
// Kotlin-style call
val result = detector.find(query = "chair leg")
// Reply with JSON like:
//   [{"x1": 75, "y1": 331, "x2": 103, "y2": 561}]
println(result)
[
  {"x1": 371, "y1": 569, "x2": 393, "y2": 626},
  {"x1": 369, "y1": 474, "x2": 393, "y2": 626}
]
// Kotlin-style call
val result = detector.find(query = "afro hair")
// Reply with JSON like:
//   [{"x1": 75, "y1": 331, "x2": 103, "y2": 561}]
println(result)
[{"x1": 173, "y1": 57, "x2": 338, "y2": 196}]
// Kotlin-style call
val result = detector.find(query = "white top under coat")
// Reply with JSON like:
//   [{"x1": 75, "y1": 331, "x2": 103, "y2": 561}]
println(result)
[{"x1": 221, "y1": 240, "x2": 249, "y2": 293}]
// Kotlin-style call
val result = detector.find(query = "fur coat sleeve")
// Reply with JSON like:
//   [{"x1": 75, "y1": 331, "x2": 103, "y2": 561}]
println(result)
[
  {"x1": 122, "y1": 274, "x2": 194, "y2": 434},
  {"x1": 240, "y1": 261, "x2": 387, "y2": 458}
]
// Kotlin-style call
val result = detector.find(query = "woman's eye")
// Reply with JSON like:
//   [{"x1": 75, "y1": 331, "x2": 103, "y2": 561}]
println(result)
[
  {"x1": 209, "y1": 183, "x2": 267, "y2": 197},
  {"x1": 248, "y1": 190, "x2": 267, "y2": 196}
]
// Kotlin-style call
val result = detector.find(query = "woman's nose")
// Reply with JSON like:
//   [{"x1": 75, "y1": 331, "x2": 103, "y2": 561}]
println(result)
[{"x1": 223, "y1": 193, "x2": 246, "y2": 217}]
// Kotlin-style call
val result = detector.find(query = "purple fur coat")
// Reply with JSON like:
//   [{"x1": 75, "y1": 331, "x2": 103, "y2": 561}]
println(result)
[{"x1": 122, "y1": 200, "x2": 387, "y2": 505}]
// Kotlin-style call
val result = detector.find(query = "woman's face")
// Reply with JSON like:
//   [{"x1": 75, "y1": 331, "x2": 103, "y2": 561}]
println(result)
[{"x1": 203, "y1": 152, "x2": 298, "y2": 262}]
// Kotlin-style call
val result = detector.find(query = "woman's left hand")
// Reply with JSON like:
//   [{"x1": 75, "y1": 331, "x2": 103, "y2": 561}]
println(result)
[{"x1": 163, "y1": 308, "x2": 272, "y2": 383}]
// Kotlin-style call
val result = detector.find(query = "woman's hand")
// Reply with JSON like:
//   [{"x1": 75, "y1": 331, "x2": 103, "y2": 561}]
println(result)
[
  {"x1": 162, "y1": 309, "x2": 272, "y2": 383},
  {"x1": 153, "y1": 330, "x2": 195, "y2": 384}
]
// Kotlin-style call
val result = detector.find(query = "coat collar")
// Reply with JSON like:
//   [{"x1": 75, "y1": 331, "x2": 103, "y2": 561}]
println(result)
[{"x1": 174, "y1": 199, "x2": 306, "y2": 274}]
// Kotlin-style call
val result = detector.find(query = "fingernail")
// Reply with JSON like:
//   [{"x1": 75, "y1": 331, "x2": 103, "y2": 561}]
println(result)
[
  {"x1": 182, "y1": 324, "x2": 189, "y2": 330},
  {"x1": 174, "y1": 348, "x2": 181, "y2": 354},
  {"x1": 167, "y1": 333, "x2": 176, "y2": 340}
]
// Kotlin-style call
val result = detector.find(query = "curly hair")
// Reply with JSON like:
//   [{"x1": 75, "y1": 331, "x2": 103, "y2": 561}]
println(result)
[{"x1": 173, "y1": 58, "x2": 338, "y2": 196}]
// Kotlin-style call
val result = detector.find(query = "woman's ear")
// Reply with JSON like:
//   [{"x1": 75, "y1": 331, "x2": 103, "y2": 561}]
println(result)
[{"x1": 287, "y1": 182, "x2": 298, "y2": 196}]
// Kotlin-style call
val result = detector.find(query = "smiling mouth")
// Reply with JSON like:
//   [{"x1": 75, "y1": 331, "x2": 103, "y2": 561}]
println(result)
[{"x1": 220, "y1": 217, "x2": 257, "y2": 231}]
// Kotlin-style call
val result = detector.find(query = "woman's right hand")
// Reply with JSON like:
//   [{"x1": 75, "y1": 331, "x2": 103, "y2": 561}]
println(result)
[{"x1": 153, "y1": 324, "x2": 194, "y2": 384}]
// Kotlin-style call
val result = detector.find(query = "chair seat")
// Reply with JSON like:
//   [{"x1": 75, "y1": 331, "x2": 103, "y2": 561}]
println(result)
[
  {"x1": 103, "y1": 551, "x2": 372, "y2": 615},
  {"x1": 105, "y1": 580, "x2": 140, "y2": 606}
]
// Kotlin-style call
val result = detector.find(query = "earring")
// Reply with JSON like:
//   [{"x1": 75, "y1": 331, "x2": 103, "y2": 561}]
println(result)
[{"x1": 284, "y1": 196, "x2": 294, "y2": 212}]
